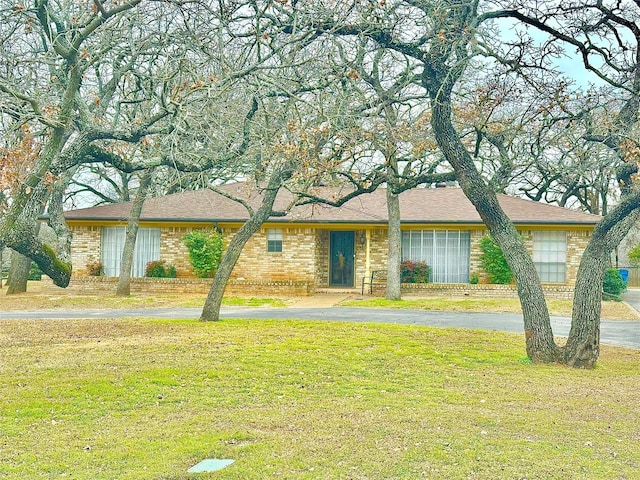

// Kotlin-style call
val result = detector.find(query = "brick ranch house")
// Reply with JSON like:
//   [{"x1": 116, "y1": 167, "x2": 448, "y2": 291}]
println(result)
[{"x1": 62, "y1": 183, "x2": 601, "y2": 297}]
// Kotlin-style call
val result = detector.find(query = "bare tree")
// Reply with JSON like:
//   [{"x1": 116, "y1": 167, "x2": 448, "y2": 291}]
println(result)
[
  {"x1": 0, "y1": 1, "x2": 190, "y2": 286},
  {"x1": 267, "y1": 0, "x2": 640, "y2": 366},
  {"x1": 116, "y1": 169, "x2": 154, "y2": 297},
  {"x1": 486, "y1": 1, "x2": 640, "y2": 365}
]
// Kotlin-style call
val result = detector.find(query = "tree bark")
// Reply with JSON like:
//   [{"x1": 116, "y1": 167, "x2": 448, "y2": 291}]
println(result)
[
  {"x1": 200, "y1": 164, "x2": 295, "y2": 321},
  {"x1": 116, "y1": 170, "x2": 153, "y2": 297},
  {"x1": 425, "y1": 70, "x2": 560, "y2": 363},
  {"x1": 564, "y1": 196, "x2": 640, "y2": 367},
  {"x1": 6, "y1": 215, "x2": 43, "y2": 294},
  {"x1": 6, "y1": 251, "x2": 32, "y2": 295},
  {"x1": 386, "y1": 186, "x2": 402, "y2": 300}
]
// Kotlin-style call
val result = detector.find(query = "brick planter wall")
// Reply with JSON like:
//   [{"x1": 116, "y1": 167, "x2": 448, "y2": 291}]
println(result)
[
  {"x1": 397, "y1": 282, "x2": 574, "y2": 300},
  {"x1": 50, "y1": 276, "x2": 313, "y2": 296}
]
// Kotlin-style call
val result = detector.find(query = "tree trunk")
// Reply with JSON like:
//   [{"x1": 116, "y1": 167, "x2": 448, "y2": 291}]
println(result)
[
  {"x1": 564, "y1": 200, "x2": 640, "y2": 367},
  {"x1": 386, "y1": 186, "x2": 402, "y2": 300},
  {"x1": 6, "y1": 250, "x2": 31, "y2": 295},
  {"x1": 6, "y1": 217, "x2": 43, "y2": 294},
  {"x1": 427, "y1": 80, "x2": 559, "y2": 363},
  {"x1": 116, "y1": 170, "x2": 153, "y2": 297},
  {"x1": 564, "y1": 249, "x2": 606, "y2": 368},
  {"x1": 200, "y1": 165, "x2": 294, "y2": 321}
]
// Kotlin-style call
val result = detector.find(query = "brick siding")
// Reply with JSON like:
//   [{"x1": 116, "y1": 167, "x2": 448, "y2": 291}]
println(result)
[
  {"x1": 55, "y1": 276, "x2": 311, "y2": 295},
  {"x1": 69, "y1": 223, "x2": 591, "y2": 291},
  {"x1": 69, "y1": 225, "x2": 102, "y2": 276}
]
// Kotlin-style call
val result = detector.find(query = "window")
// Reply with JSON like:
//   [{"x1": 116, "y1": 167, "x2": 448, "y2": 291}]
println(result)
[
  {"x1": 533, "y1": 231, "x2": 566, "y2": 283},
  {"x1": 401, "y1": 230, "x2": 470, "y2": 283},
  {"x1": 101, "y1": 226, "x2": 160, "y2": 277},
  {"x1": 267, "y1": 228, "x2": 283, "y2": 253}
]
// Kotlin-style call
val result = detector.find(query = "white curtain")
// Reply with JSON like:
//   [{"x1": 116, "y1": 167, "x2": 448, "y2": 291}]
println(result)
[
  {"x1": 401, "y1": 230, "x2": 470, "y2": 283},
  {"x1": 532, "y1": 231, "x2": 567, "y2": 283},
  {"x1": 101, "y1": 227, "x2": 160, "y2": 277}
]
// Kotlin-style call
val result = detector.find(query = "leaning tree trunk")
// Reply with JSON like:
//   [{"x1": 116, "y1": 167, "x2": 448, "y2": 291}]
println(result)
[
  {"x1": 564, "y1": 199, "x2": 640, "y2": 367},
  {"x1": 6, "y1": 217, "x2": 43, "y2": 294},
  {"x1": 6, "y1": 250, "x2": 32, "y2": 295},
  {"x1": 199, "y1": 211, "x2": 271, "y2": 321},
  {"x1": 426, "y1": 74, "x2": 559, "y2": 363},
  {"x1": 200, "y1": 165, "x2": 294, "y2": 321},
  {"x1": 564, "y1": 248, "x2": 607, "y2": 368},
  {"x1": 386, "y1": 186, "x2": 402, "y2": 300},
  {"x1": 116, "y1": 170, "x2": 153, "y2": 297}
]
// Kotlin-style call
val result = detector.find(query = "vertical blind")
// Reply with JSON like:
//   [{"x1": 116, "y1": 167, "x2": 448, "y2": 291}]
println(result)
[
  {"x1": 401, "y1": 230, "x2": 471, "y2": 283},
  {"x1": 101, "y1": 227, "x2": 161, "y2": 277}
]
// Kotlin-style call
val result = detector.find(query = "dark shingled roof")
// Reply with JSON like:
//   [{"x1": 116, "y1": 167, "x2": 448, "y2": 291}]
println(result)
[{"x1": 63, "y1": 184, "x2": 601, "y2": 225}]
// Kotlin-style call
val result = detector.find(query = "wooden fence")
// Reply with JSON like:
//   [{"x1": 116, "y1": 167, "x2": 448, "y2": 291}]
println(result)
[{"x1": 618, "y1": 267, "x2": 640, "y2": 288}]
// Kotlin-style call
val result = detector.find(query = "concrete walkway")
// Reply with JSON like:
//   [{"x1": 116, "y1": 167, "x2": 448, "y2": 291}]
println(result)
[
  {"x1": 290, "y1": 292, "x2": 357, "y2": 308},
  {"x1": 622, "y1": 288, "x2": 640, "y2": 314}
]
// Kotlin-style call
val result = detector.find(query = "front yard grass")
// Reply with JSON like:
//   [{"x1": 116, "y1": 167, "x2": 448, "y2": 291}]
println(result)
[
  {"x1": 0, "y1": 282, "x2": 286, "y2": 310},
  {"x1": 341, "y1": 297, "x2": 640, "y2": 320},
  {"x1": 1, "y1": 317, "x2": 639, "y2": 479}
]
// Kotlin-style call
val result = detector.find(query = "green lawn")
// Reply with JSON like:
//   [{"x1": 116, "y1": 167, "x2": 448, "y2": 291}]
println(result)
[
  {"x1": 1, "y1": 317, "x2": 639, "y2": 479},
  {"x1": 341, "y1": 296, "x2": 640, "y2": 320}
]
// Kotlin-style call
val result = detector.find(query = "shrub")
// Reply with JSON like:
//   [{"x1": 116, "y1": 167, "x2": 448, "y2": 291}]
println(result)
[
  {"x1": 28, "y1": 262, "x2": 43, "y2": 281},
  {"x1": 603, "y1": 268, "x2": 626, "y2": 299},
  {"x1": 627, "y1": 242, "x2": 640, "y2": 267},
  {"x1": 469, "y1": 274, "x2": 479, "y2": 284},
  {"x1": 479, "y1": 236, "x2": 513, "y2": 284},
  {"x1": 86, "y1": 261, "x2": 103, "y2": 276},
  {"x1": 182, "y1": 229, "x2": 224, "y2": 278},
  {"x1": 167, "y1": 265, "x2": 177, "y2": 278},
  {"x1": 401, "y1": 260, "x2": 431, "y2": 283},
  {"x1": 145, "y1": 260, "x2": 177, "y2": 278}
]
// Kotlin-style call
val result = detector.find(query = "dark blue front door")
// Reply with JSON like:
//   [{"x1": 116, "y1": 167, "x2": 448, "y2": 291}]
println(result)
[{"x1": 330, "y1": 231, "x2": 355, "y2": 287}]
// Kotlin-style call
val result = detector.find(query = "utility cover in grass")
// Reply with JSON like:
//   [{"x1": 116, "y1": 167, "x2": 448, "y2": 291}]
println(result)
[{"x1": 187, "y1": 459, "x2": 235, "y2": 473}]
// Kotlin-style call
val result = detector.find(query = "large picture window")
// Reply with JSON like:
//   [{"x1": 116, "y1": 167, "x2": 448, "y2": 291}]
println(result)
[
  {"x1": 401, "y1": 230, "x2": 470, "y2": 283},
  {"x1": 101, "y1": 226, "x2": 161, "y2": 277},
  {"x1": 533, "y1": 231, "x2": 566, "y2": 283}
]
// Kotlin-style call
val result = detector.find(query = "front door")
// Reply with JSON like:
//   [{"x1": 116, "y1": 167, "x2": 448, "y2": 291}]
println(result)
[{"x1": 330, "y1": 231, "x2": 355, "y2": 287}]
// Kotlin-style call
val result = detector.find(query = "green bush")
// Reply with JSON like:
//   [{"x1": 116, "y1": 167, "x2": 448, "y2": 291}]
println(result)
[
  {"x1": 167, "y1": 265, "x2": 177, "y2": 278},
  {"x1": 145, "y1": 260, "x2": 177, "y2": 278},
  {"x1": 28, "y1": 262, "x2": 43, "y2": 281},
  {"x1": 628, "y1": 242, "x2": 640, "y2": 267},
  {"x1": 182, "y1": 229, "x2": 224, "y2": 278},
  {"x1": 603, "y1": 268, "x2": 626, "y2": 299},
  {"x1": 479, "y1": 236, "x2": 513, "y2": 284},
  {"x1": 400, "y1": 260, "x2": 431, "y2": 283}
]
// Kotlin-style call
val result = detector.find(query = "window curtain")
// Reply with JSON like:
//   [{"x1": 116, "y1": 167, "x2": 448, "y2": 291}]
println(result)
[
  {"x1": 401, "y1": 230, "x2": 470, "y2": 283},
  {"x1": 101, "y1": 227, "x2": 161, "y2": 277},
  {"x1": 532, "y1": 231, "x2": 566, "y2": 283}
]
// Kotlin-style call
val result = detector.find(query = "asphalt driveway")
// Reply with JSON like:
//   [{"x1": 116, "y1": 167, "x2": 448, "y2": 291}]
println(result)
[{"x1": 2, "y1": 303, "x2": 640, "y2": 350}]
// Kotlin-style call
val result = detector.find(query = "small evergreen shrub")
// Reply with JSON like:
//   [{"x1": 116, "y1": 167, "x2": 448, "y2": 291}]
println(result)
[
  {"x1": 469, "y1": 274, "x2": 479, "y2": 284},
  {"x1": 182, "y1": 229, "x2": 224, "y2": 278},
  {"x1": 627, "y1": 242, "x2": 640, "y2": 266},
  {"x1": 401, "y1": 260, "x2": 431, "y2": 283},
  {"x1": 86, "y1": 261, "x2": 103, "y2": 276},
  {"x1": 145, "y1": 260, "x2": 177, "y2": 278},
  {"x1": 167, "y1": 265, "x2": 177, "y2": 278},
  {"x1": 603, "y1": 268, "x2": 626, "y2": 299},
  {"x1": 28, "y1": 262, "x2": 43, "y2": 281},
  {"x1": 479, "y1": 236, "x2": 513, "y2": 284}
]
